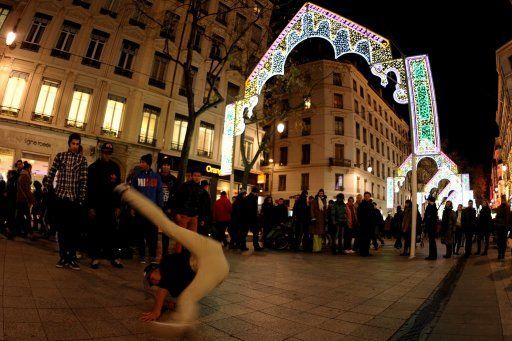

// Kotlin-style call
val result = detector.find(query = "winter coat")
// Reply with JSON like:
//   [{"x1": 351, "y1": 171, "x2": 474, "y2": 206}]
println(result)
[
  {"x1": 478, "y1": 206, "x2": 492, "y2": 234},
  {"x1": 311, "y1": 196, "x2": 327, "y2": 235},
  {"x1": 402, "y1": 207, "x2": 412, "y2": 233},
  {"x1": 199, "y1": 189, "x2": 212, "y2": 224},
  {"x1": 231, "y1": 195, "x2": 245, "y2": 227},
  {"x1": 293, "y1": 194, "x2": 309, "y2": 224},
  {"x1": 461, "y1": 207, "x2": 477, "y2": 232},
  {"x1": 346, "y1": 202, "x2": 357, "y2": 229},
  {"x1": 16, "y1": 170, "x2": 34, "y2": 205},
  {"x1": 441, "y1": 207, "x2": 456, "y2": 244},
  {"x1": 392, "y1": 209, "x2": 404, "y2": 235},
  {"x1": 331, "y1": 200, "x2": 348, "y2": 229},
  {"x1": 357, "y1": 200, "x2": 375, "y2": 238},
  {"x1": 160, "y1": 172, "x2": 178, "y2": 211},
  {"x1": 213, "y1": 194, "x2": 232, "y2": 222},
  {"x1": 88, "y1": 158, "x2": 121, "y2": 209},
  {"x1": 261, "y1": 202, "x2": 274, "y2": 227},
  {"x1": 242, "y1": 193, "x2": 258, "y2": 225},
  {"x1": 423, "y1": 203, "x2": 438, "y2": 234},
  {"x1": 494, "y1": 203, "x2": 510, "y2": 230},
  {"x1": 174, "y1": 180, "x2": 202, "y2": 216},
  {"x1": 274, "y1": 204, "x2": 288, "y2": 225},
  {"x1": 131, "y1": 169, "x2": 163, "y2": 207}
]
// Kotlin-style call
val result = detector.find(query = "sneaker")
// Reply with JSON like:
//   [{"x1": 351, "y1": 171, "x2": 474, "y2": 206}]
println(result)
[
  {"x1": 90, "y1": 259, "x2": 100, "y2": 269},
  {"x1": 139, "y1": 256, "x2": 146, "y2": 264},
  {"x1": 76, "y1": 252, "x2": 82, "y2": 260},
  {"x1": 55, "y1": 258, "x2": 67, "y2": 268},
  {"x1": 111, "y1": 259, "x2": 124, "y2": 268},
  {"x1": 69, "y1": 260, "x2": 80, "y2": 271}
]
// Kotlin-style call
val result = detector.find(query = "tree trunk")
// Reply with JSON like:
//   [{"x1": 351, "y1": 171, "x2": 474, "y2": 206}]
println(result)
[{"x1": 177, "y1": 114, "x2": 197, "y2": 185}]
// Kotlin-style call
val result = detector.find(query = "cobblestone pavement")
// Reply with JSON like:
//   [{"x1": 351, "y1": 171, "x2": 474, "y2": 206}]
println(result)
[{"x1": 0, "y1": 238, "x2": 457, "y2": 340}]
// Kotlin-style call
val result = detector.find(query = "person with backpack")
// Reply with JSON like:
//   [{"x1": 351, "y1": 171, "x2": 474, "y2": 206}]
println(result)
[{"x1": 330, "y1": 193, "x2": 348, "y2": 254}]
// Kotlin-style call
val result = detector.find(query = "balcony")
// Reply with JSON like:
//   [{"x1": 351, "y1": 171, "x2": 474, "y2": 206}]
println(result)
[
  {"x1": 81, "y1": 57, "x2": 101, "y2": 69},
  {"x1": 170, "y1": 143, "x2": 183, "y2": 151},
  {"x1": 129, "y1": 18, "x2": 146, "y2": 30},
  {"x1": 329, "y1": 158, "x2": 351, "y2": 167},
  {"x1": 20, "y1": 41, "x2": 40, "y2": 52},
  {"x1": 114, "y1": 67, "x2": 133, "y2": 78},
  {"x1": 65, "y1": 119, "x2": 86, "y2": 129},
  {"x1": 72, "y1": 0, "x2": 90, "y2": 9},
  {"x1": 51, "y1": 49, "x2": 71, "y2": 60},
  {"x1": 31, "y1": 112, "x2": 53, "y2": 123},
  {"x1": 197, "y1": 149, "x2": 212, "y2": 158},
  {"x1": 148, "y1": 77, "x2": 166, "y2": 90},
  {"x1": 100, "y1": 7, "x2": 118, "y2": 18},
  {"x1": 1, "y1": 107, "x2": 19, "y2": 117},
  {"x1": 101, "y1": 128, "x2": 120, "y2": 138},
  {"x1": 139, "y1": 135, "x2": 156, "y2": 146}
]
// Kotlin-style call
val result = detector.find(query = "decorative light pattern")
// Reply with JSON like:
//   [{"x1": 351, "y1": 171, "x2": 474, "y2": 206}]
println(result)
[
  {"x1": 423, "y1": 167, "x2": 461, "y2": 196},
  {"x1": 371, "y1": 59, "x2": 409, "y2": 104},
  {"x1": 387, "y1": 177, "x2": 394, "y2": 209},
  {"x1": 461, "y1": 173, "x2": 470, "y2": 191},
  {"x1": 405, "y1": 55, "x2": 441, "y2": 156},
  {"x1": 397, "y1": 153, "x2": 458, "y2": 178}
]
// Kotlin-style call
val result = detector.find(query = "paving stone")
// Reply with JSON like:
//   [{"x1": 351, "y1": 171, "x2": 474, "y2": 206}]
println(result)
[
  {"x1": 42, "y1": 321, "x2": 91, "y2": 340},
  {"x1": 4, "y1": 322, "x2": 46, "y2": 340},
  {"x1": 293, "y1": 327, "x2": 343, "y2": 340},
  {"x1": 4, "y1": 307, "x2": 40, "y2": 322},
  {"x1": 207, "y1": 316, "x2": 258, "y2": 335},
  {"x1": 38, "y1": 308, "x2": 79, "y2": 322}
]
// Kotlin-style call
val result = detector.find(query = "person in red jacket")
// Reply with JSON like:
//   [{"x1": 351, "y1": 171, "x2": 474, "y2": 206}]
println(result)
[{"x1": 212, "y1": 191, "x2": 232, "y2": 246}]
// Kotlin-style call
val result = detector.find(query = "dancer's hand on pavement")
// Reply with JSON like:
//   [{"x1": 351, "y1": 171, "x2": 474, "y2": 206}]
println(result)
[{"x1": 141, "y1": 310, "x2": 161, "y2": 322}]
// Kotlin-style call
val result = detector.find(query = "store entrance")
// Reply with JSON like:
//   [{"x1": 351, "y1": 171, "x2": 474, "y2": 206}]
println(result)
[
  {"x1": 22, "y1": 152, "x2": 50, "y2": 184},
  {"x1": 0, "y1": 147, "x2": 15, "y2": 182}
]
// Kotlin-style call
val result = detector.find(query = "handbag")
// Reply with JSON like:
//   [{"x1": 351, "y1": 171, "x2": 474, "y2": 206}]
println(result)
[{"x1": 312, "y1": 235, "x2": 323, "y2": 252}]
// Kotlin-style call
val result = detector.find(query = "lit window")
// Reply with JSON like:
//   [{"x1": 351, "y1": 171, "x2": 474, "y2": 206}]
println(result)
[
  {"x1": 67, "y1": 86, "x2": 92, "y2": 128},
  {"x1": 335, "y1": 117, "x2": 344, "y2": 135},
  {"x1": 0, "y1": 5, "x2": 10, "y2": 30},
  {"x1": 22, "y1": 13, "x2": 52, "y2": 52},
  {"x1": 171, "y1": 114, "x2": 188, "y2": 151},
  {"x1": 149, "y1": 52, "x2": 169, "y2": 89},
  {"x1": 139, "y1": 104, "x2": 159, "y2": 145},
  {"x1": 335, "y1": 174, "x2": 344, "y2": 191},
  {"x1": 197, "y1": 121, "x2": 214, "y2": 158},
  {"x1": 242, "y1": 138, "x2": 253, "y2": 162},
  {"x1": 82, "y1": 29, "x2": 109, "y2": 68},
  {"x1": 51, "y1": 21, "x2": 80, "y2": 59},
  {"x1": 102, "y1": 95, "x2": 125, "y2": 137},
  {"x1": 1, "y1": 71, "x2": 28, "y2": 116},
  {"x1": 301, "y1": 173, "x2": 309, "y2": 191},
  {"x1": 33, "y1": 79, "x2": 60, "y2": 122},
  {"x1": 333, "y1": 93, "x2": 343, "y2": 109}
]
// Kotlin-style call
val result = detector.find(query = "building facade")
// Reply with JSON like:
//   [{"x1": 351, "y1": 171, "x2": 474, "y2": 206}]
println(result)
[
  {"x1": 0, "y1": 0, "x2": 271, "y2": 195},
  {"x1": 261, "y1": 60, "x2": 411, "y2": 211}
]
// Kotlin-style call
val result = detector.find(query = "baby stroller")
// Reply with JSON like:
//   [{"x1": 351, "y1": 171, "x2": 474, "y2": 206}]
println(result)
[{"x1": 266, "y1": 218, "x2": 294, "y2": 250}]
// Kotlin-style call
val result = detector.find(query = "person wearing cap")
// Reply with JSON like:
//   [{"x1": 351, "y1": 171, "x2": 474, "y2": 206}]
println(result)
[
  {"x1": 131, "y1": 154, "x2": 163, "y2": 263},
  {"x1": 424, "y1": 195, "x2": 439, "y2": 260},
  {"x1": 141, "y1": 250, "x2": 196, "y2": 322},
  {"x1": 198, "y1": 180, "x2": 212, "y2": 236},
  {"x1": 158, "y1": 157, "x2": 178, "y2": 257},
  {"x1": 87, "y1": 142, "x2": 123, "y2": 269},
  {"x1": 173, "y1": 167, "x2": 203, "y2": 253}
]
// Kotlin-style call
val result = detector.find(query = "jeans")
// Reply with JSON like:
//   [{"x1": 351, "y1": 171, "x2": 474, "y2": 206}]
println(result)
[
  {"x1": 464, "y1": 231, "x2": 474, "y2": 256},
  {"x1": 476, "y1": 232, "x2": 490, "y2": 254},
  {"x1": 343, "y1": 227, "x2": 353, "y2": 250},
  {"x1": 15, "y1": 202, "x2": 33, "y2": 236},
  {"x1": 136, "y1": 215, "x2": 158, "y2": 259},
  {"x1": 89, "y1": 206, "x2": 118, "y2": 261},
  {"x1": 175, "y1": 214, "x2": 198, "y2": 253},
  {"x1": 54, "y1": 198, "x2": 81, "y2": 262},
  {"x1": 329, "y1": 225, "x2": 344, "y2": 253},
  {"x1": 454, "y1": 229, "x2": 463, "y2": 254},
  {"x1": 428, "y1": 231, "x2": 437, "y2": 258},
  {"x1": 214, "y1": 221, "x2": 229, "y2": 244}
]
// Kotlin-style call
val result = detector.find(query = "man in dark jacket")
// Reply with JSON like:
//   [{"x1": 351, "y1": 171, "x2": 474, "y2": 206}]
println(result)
[
  {"x1": 477, "y1": 200, "x2": 492, "y2": 255},
  {"x1": 158, "y1": 157, "x2": 178, "y2": 257},
  {"x1": 274, "y1": 198, "x2": 288, "y2": 226},
  {"x1": 242, "y1": 187, "x2": 262, "y2": 251},
  {"x1": 174, "y1": 168, "x2": 203, "y2": 253},
  {"x1": 357, "y1": 192, "x2": 375, "y2": 256},
  {"x1": 331, "y1": 193, "x2": 348, "y2": 254},
  {"x1": 88, "y1": 143, "x2": 123, "y2": 269},
  {"x1": 461, "y1": 200, "x2": 477, "y2": 257},
  {"x1": 292, "y1": 191, "x2": 309, "y2": 251},
  {"x1": 393, "y1": 206, "x2": 404, "y2": 249},
  {"x1": 131, "y1": 153, "x2": 163, "y2": 263},
  {"x1": 198, "y1": 180, "x2": 212, "y2": 236},
  {"x1": 424, "y1": 196, "x2": 439, "y2": 260},
  {"x1": 494, "y1": 195, "x2": 510, "y2": 260}
]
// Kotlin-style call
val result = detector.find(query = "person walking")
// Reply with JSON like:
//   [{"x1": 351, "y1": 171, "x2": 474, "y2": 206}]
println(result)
[
  {"x1": 212, "y1": 191, "x2": 232, "y2": 246},
  {"x1": 158, "y1": 157, "x2": 178, "y2": 257},
  {"x1": 15, "y1": 161, "x2": 36, "y2": 239},
  {"x1": 357, "y1": 192, "x2": 375, "y2": 257},
  {"x1": 441, "y1": 200, "x2": 456, "y2": 258},
  {"x1": 344, "y1": 196, "x2": 357, "y2": 253},
  {"x1": 454, "y1": 204, "x2": 464, "y2": 255},
  {"x1": 401, "y1": 200, "x2": 412, "y2": 256},
  {"x1": 131, "y1": 154, "x2": 163, "y2": 263},
  {"x1": 371, "y1": 202, "x2": 385, "y2": 250},
  {"x1": 393, "y1": 206, "x2": 404, "y2": 250},
  {"x1": 476, "y1": 200, "x2": 492, "y2": 256},
  {"x1": 242, "y1": 187, "x2": 263, "y2": 251},
  {"x1": 87, "y1": 142, "x2": 123, "y2": 269},
  {"x1": 261, "y1": 196, "x2": 274, "y2": 248},
  {"x1": 311, "y1": 189, "x2": 327, "y2": 253},
  {"x1": 461, "y1": 200, "x2": 477, "y2": 258},
  {"x1": 424, "y1": 196, "x2": 439, "y2": 260},
  {"x1": 44, "y1": 133, "x2": 88, "y2": 270},
  {"x1": 494, "y1": 195, "x2": 510, "y2": 260},
  {"x1": 173, "y1": 168, "x2": 202, "y2": 253},
  {"x1": 292, "y1": 191, "x2": 309, "y2": 251},
  {"x1": 330, "y1": 193, "x2": 348, "y2": 254},
  {"x1": 198, "y1": 180, "x2": 212, "y2": 236}
]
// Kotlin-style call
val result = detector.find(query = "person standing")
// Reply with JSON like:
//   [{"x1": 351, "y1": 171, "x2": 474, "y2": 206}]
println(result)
[
  {"x1": 87, "y1": 142, "x2": 123, "y2": 269},
  {"x1": 173, "y1": 168, "x2": 202, "y2": 253},
  {"x1": 401, "y1": 200, "x2": 412, "y2": 256},
  {"x1": 158, "y1": 157, "x2": 178, "y2": 257},
  {"x1": 261, "y1": 196, "x2": 274, "y2": 248},
  {"x1": 198, "y1": 180, "x2": 212, "y2": 236},
  {"x1": 441, "y1": 200, "x2": 456, "y2": 258},
  {"x1": 311, "y1": 189, "x2": 327, "y2": 253},
  {"x1": 393, "y1": 206, "x2": 404, "y2": 250},
  {"x1": 242, "y1": 187, "x2": 263, "y2": 251},
  {"x1": 330, "y1": 193, "x2": 348, "y2": 254},
  {"x1": 229, "y1": 192, "x2": 246, "y2": 249},
  {"x1": 357, "y1": 192, "x2": 375, "y2": 257},
  {"x1": 476, "y1": 200, "x2": 492, "y2": 256},
  {"x1": 292, "y1": 191, "x2": 309, "y2": 251},
  {"x1": 274, "y1": 198, "x2": 288, "y2": 226},
  {"x1": 44, "y1": 133, "x2": 88, "y2": 270},
  {"x1": 131, "y1": 154, "x2": 163, "y2": 263},
  {"x1": 371, "y1": 202, "x2": 385, "y2": 250},
  {"x1": 15, "y1": 162, "x2": 36, "y2": 239},
  {"x1": 461, "y1": 200, "x2": 477, "y2": 258},
  {"x1": 454, "y1": 204, "x2": 464, "y2": 255},
  {"x1": 212, "y1": 191, "x2": 232, "y2": 246},
  {"x1": 424, "y1": 196, "x2": 439, "y2": 260},
  {"x1": 344, "y1": 196, "x2": 357, "y2": 253},
  {"x1": 494, "y1": 195, "x2": 510, "y2": 260}
]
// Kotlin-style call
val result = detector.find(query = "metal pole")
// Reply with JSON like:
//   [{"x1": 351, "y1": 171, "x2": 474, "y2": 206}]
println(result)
[
  {"x1": 229, "y1": 108, "x2": 237, "y2": 198},
  {"x1": 410, "y1": 154, "x2": 418, "y2": 259}
]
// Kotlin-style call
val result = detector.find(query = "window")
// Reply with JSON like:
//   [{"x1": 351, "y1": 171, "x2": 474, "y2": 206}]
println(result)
[
  {"x1": 354, "y1": 99, "x2": 359, "y2": 114},
  {"x1": 387, "y1": 146, "x2": 390, "y2": 160},
  {"x1": 197, "y1": 122, "x2": 215, "y2": 158},
  {"x1": 357, "y1": 176, "x2": 360, "y2": 193},
  {"x1": 302, "y1": 117, "x2": 311, "y2": 136},
  {"x1": 22, "y1": 13, "x2": 52, "y2": 52},
  {"x1": 115, "y1": 40, "x2": 139, "y2": 78},
  {"x1": 363, "y1": 152, "x2": 367, "y2": 169},
  {"x1": 363, "y1": 128, "x2": 367, "y2": 144},
  {"x1": 192, "y1": 26, "x2": 205, "y2": 52},
  {"x1": 335, "y1": 174, "x2": 344, "y2": 191},
  {"x1": 204, "y1": 73, "x2": 220, "y2": 103},
  {"x1": 279, "y1": 147, "x2": 288, "y2": 166},
  {"x1": 243, "y1": 138, "x2": 253, "y2": 161},
  {"x1": 335, "y1": 117, "x2": 344, "y2": 135},
  {"x1": 352, "y1": 80, "x2": 357, "y2": 91},
  {"x1": 32, "y1": 79, "x2": 60, "y2": 122},
  {"x1": 254, "y1": 1, "x2": 264, "y2": 17},
  {"x1": 51, "y1": 21, "x2": 80, "y2": 60},
  {"x1": 302, "y1": 144, "x2": 310, "y2": 165},
  {"x1": 179, "y1": 66, "x2": 198, "y2": 96},
  {"x1": 359, "y1": 86, "x2": 364, "y2": 98},
  {"x1": 199, "y1": 0, "x2": 209, "y2": 15},
  {"x1": 139, "y1": 104, "x2": 160, "y2": 145},
  {"x1": 369, "y1": 113, "x2": 373, "y2": 126},
  {"x1": 356, "y1": 149, "x2": 361, "y2": 165},
  {"x1": 377, "y1": 161, "x2": 380, "y2": 177},
  {"x1": 0, "y1": 5, "x2": 10, "y2": 30},
  {"x1": 102, "y1": 95, "x2": 125, "y2": 137},
  {"x1": 377, "y1": 185, "x2": 380, "y2": 199},
  {"x1": 335, "y1": 144, "x2": 344, "y2": 161},
  {"x1": 216, "y1": 3, "x2": 229, "y2": 25},
  {"x1": 130, "y1": 0, "x2": 152, "y2": 29},
  {"x1": 1, "y1": 72, "x2": 28, "y2": 116},
  {"x1": 234, "y1": 13, "x2": 247, "y2": 33},
  {"x1": 171, "y1": 114, "x2": 188, "y2": 151},
  {"x1": 66, "y1": 86, "x2": 92, "y2": 128},
  {"x1": 251, "y1": 25, "x2": 263, "y2": 44},
  {"x1": 367, "y1": 94, "x2": 371, "y2": 105},
  {"x1": 227, "y1": 82, "x2": 240, "y2": 103},
  {"x1": 300, "y1": 173, "x2": 310, "y2": 191},
  {"x1": 82, "y1": 29, "x2": 109, "y2": 68},
  {"x1": 370, "y1": 134, "x2": 374, "y2": 149},
  {"x1": 382, "y1": 164, "x2": 385, "y2": 180},
  {"x1": 280, "y1": 120, "x2": 288, "y2": 139},
  {"x1": 72, "y1": 0, "x2": 90, "y2": 9},
  {"x1": 149, "y1": 52, "x2": 169, "y2": 89},
  {"x1": 333, "y1": 93, "x2": 343, "y2": 109},
  {"x1": 101, "y1": 0, "x2": 120, "y2": 17},
  {"x1": 278, "y1": 175, "x2": 286, "y2": 191},
  {"x1": 333, "y1": 72, "x2": 342, "y2": 86},
  {"x1": 356, "y1": 122, "x2": 360, "y2": 140},
  {"x1": 160, "y1": 11, "x2": 180, "y2": 41},
  {"x1": 209, "y1": 34, "x2": 224, "y2": 60},
  {"x1": 376, "y1": 138, "x2": 380, "y2": 153},
  {"x1": 381, "y1": 141, "x2": 384, "y2": 155}
]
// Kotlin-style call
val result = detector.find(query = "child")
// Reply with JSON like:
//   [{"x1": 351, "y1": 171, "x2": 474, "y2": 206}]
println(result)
[{"x1": 141, "y1": 250, "x2": 196, "y2": 322}]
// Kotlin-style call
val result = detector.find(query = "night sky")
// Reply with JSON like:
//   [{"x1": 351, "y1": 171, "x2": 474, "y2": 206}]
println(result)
[{"x1": 273, "y1": 0, "x2": 512, "y2": 172}]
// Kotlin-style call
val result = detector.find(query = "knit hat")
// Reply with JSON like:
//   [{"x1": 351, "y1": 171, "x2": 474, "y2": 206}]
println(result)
[
  {"x1": 140, "y1": 154, "x2": 152, "y2": 166},
  {"x1": 161, "y1": 157, "x2": 172, "y2": 166},
  {"x1": 201, "y1": 180, "x2": 209, "y2": 187}
]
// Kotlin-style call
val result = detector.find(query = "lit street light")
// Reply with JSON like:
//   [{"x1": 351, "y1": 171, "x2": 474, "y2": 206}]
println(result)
[
  {"x1": 367, "y1": 166, "x2": 373, "y2": 173},
  {"x1": 5, "y1": 31, "x2": 16, "y2": 46},
  {"x1": 277, "y1": 122, "x2": 285, "y2": 133}
]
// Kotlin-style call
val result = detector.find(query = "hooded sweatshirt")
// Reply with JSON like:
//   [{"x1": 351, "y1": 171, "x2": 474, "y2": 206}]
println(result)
[{"x1": 131, "y1": 169, "x2": 163, "y2": 208}]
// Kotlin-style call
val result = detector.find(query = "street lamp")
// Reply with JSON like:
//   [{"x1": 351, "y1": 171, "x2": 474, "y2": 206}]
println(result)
[
  {"x1": 268, "y1": 158, "x2": 274, "y2": 163},
  {"x1": 354, "y1": 162, "x2": 372, "y2": 173},
  {"x1": 502, "y1": 164, "x2": 508, "y2": 172},
  {"x1": 303, "y1": 96, "x2": 311, "y2": 110},
  {"x1": 5, "y1": 31, "x2": 16, "y2": 46},
  {"x1": 277, "y1": 122, "x2": 285, "y2": 133}
]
